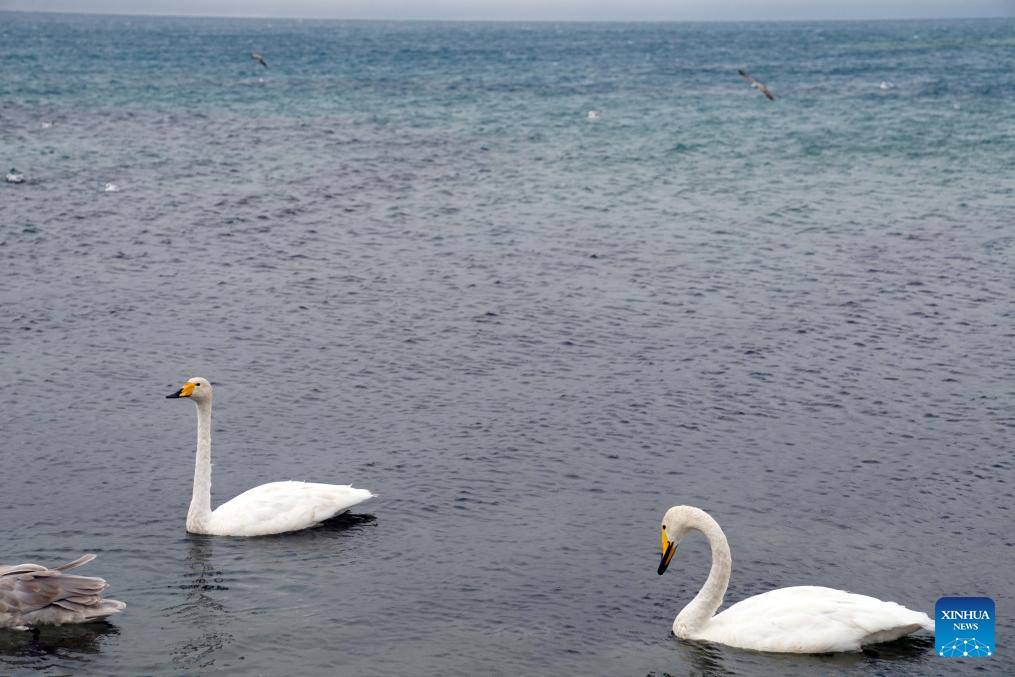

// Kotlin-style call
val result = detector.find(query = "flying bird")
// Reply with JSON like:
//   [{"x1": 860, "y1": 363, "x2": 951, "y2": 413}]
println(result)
[
  {"x1": 250, "y1": 52, "x2": 268, "y2": 68},
  {"x1": 0, "y1": 554, "x2": 126, "y2": 630},
  {"x1": 738, "y1": 69, "x2": 774, "y2": 101}
]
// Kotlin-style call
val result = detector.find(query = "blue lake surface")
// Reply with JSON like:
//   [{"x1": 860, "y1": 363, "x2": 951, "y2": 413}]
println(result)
[{"x1": 1, "y1": 11, "x2": 1012, "y2": 675}]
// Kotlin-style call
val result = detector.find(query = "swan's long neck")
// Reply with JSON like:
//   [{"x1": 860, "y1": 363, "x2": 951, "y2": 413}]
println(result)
[
  {"x1": 675, "y1": 509, "x2": 732, "y2": 636},
  {"x1": 188, "y1": 397, "x2": 213, "y2": 531}
]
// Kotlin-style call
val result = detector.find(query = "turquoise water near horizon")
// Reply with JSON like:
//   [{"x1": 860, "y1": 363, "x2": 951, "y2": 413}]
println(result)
[{"x1": 1, "y1": 11, "x2": 1012, "y2": 676}]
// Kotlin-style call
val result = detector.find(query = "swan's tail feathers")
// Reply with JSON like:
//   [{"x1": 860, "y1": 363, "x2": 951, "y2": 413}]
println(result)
[
  {"x1": 350, "y1": 486, "x2": 375, "y2": 502},
  {"x1": 316, "y1": 485, "x2": 374, "y2": 522},
  {"x1": 13, "y1": 573, "x2": 110, "y2": 614},
  {"x1": 332, "y1": 486, "x2": 374, "y2": 513},
  {"x1": 0, "y1": 562, "x2": 47, "y2": 577},
  {"x1": 0, "y1": 555, "x2": 125, "y2": 627},
  {"x1": 82, "y1": 598, "x2": 127, "y2": 621},
  {"x1": 52, "y1": 573, "x2": 109, "y2": 598},
  {"x1": 55, "y1": 554, "x2": 97, "y2": 572},
  {"x1": 50, "y1": 595, "x2": 126, "y2": 620}
]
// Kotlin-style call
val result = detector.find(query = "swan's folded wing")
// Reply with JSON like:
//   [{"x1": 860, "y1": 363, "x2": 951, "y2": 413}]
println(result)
[
  {"x1": 210, "y1": 481, "x2": 374, "y2": 536},
  {"x1": 1, "y1": 569, "x2": 107, "y2": 614},
  {"x1": 56, "y1": 554, "x2": 97, "y2": 572},
  {"x1": 0, "y1": 563, "x2": 48, "y2": 577},
  {"x1": 703, "y1": 586, "x2": 932, "y2": 652},
  {"x1": 1, "y1": 557, "x2": 125, "y2": 628}
]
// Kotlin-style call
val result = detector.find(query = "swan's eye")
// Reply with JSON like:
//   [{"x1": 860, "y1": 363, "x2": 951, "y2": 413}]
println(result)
[{"x1": 194, "y1": 383, "x2": 201, "y2": 387}]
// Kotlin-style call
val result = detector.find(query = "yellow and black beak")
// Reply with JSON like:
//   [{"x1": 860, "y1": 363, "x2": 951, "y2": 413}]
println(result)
[
  {"x1": 166, "y1": 382, "x2": 196, "y2": 399},
  {"x1": 658, "y1": 529, "x2": 676, "y2": 575}
]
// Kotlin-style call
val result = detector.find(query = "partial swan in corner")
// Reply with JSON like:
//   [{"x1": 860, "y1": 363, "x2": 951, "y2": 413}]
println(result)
[
  {"x1": 657, "y1": 506, "x2": 933, "y2": 653},
  {"x1": 167, "y1": 377, "x2": 373, "y2": 536},
  {"x1": 737, "y1": 69, "x2": 775, "y2": 101},
  {"x1": 0, "y1": 554, "x2": 126, "y2": 629}
]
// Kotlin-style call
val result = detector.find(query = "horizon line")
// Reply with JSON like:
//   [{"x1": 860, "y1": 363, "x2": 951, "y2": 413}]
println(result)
[{"x1": 1, "y1": 8, "x2": 1011, "y2": 24}]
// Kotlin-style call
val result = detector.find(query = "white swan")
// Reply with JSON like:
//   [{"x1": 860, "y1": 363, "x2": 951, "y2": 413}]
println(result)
[
  {"x1": 657, "y1": 506, "x2": 933, "y2": 653},
  {"x1": 0, "y1": 554, "x2": 125, "y2": 629},
  {"x1": 167, "y1": 377, "x2": 373, "y2": 536}
]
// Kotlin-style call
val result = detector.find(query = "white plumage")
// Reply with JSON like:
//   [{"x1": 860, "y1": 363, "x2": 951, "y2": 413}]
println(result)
[
  {"x1": 204, "y1": 481, "x2": 373, "y2": 537},
  {"x1": 658, "y1": 505, "x2": 933, "y2": 653},
  {"x1": 167, "y1": 377, "x2": 373, "y2": 537}
]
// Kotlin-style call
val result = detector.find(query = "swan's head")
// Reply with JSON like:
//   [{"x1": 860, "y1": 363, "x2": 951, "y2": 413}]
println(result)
[
  {"x1": 166, "y1": 377, "x2": 212, "y2": 402},
  {"x1": 658, "y1": 505, "x2": 701, "y2": 575}
]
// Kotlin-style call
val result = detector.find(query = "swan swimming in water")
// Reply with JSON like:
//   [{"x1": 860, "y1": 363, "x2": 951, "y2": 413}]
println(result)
[
  {"x1": 657, "y1": 506, "x2": 933, "y2": 653},
  {"x1": 167, "y1": 377, "x2": 373, "y2": 536},
  {"x1": 5, "y1": 168, "x2": 24, "y2": 183},
  {"x1": 0, "y1": 554, "x2": 125, "y2": 630}
]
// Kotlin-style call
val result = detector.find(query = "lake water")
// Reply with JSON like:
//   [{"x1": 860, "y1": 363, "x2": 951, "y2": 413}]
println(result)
[{"x1": 1, "y1": 11, "x2": 1012, "y2": 676}]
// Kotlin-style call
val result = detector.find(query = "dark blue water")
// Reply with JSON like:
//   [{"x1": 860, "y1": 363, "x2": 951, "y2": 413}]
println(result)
[{"x1": 1, "y1": 11, "x2": 1012, "y2": 676}]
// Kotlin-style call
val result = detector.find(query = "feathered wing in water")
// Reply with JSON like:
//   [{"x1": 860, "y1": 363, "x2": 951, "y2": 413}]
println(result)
[
  {"x1": 0, "y1": 554, "x2": 126, "y2": 630},
  {"x1": 167, "y1": 377, "x2": 374, "y2": 537},
  {"x1": 657, "y1": 506, "x2": 933, "y2": 653}
]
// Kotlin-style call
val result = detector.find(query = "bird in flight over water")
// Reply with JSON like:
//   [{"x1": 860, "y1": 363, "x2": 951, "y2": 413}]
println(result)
[
  {"x1": 738, "y1": 69, "x2": 774, "y2": 101},
  {"x1": 251, "y1": 52, "x2": 268, "y2": 68}
]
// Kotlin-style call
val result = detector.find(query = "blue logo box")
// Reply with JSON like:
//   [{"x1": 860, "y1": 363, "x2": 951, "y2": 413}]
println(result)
[{"x1": 936, "y1": 597, "x2": 994, "y2": 657}]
